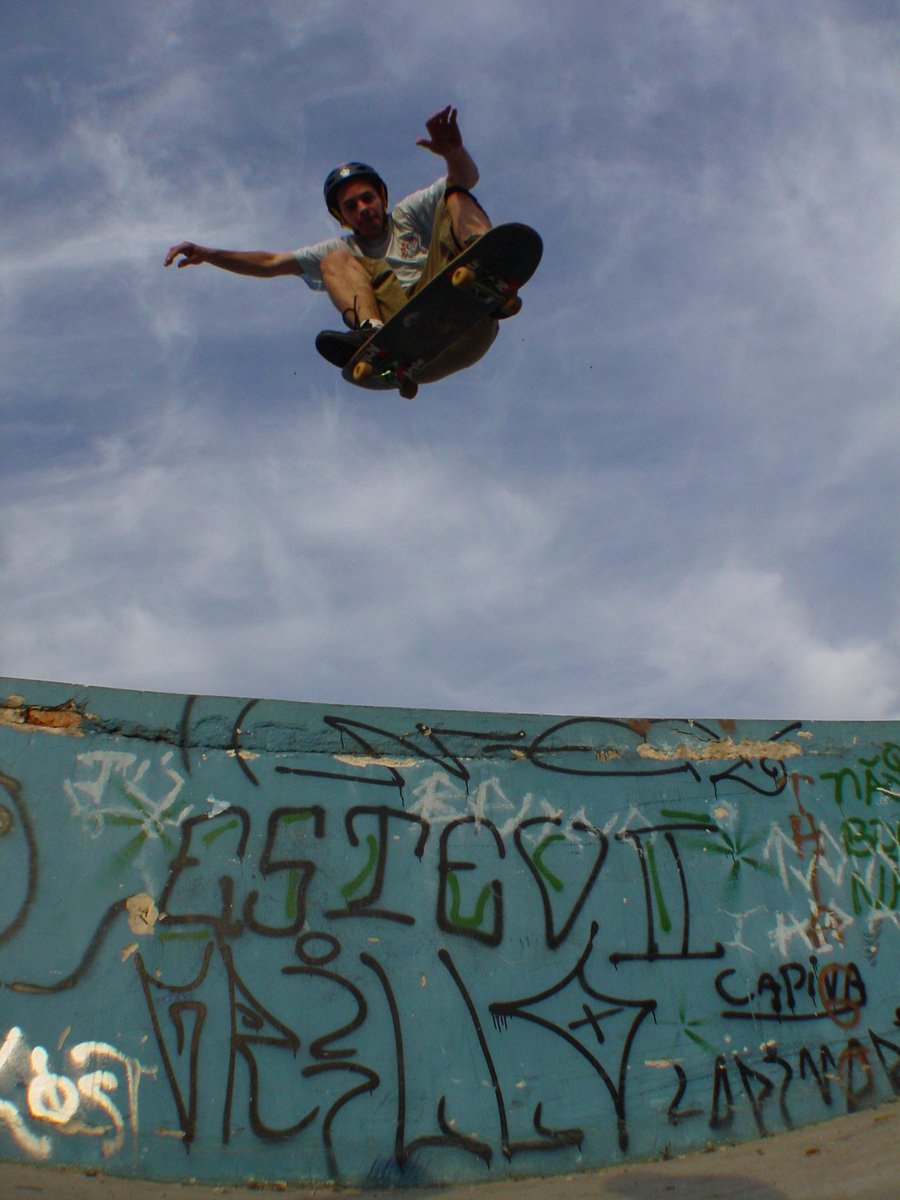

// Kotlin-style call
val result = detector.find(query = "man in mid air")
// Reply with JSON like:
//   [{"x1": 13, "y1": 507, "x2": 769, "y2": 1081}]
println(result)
[{"x1": 165, "y1": 107, "x2": 498, "y2": 381}]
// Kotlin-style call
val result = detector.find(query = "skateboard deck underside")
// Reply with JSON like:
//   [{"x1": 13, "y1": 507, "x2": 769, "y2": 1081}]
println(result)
[{"x1": 342, "y1": 223, "x2": 542, "y2": 395}]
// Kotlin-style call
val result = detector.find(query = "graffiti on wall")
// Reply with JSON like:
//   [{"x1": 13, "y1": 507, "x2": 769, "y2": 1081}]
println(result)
[{"x1": 0, "y1": 683, "x2": 897, "y2": 1185}]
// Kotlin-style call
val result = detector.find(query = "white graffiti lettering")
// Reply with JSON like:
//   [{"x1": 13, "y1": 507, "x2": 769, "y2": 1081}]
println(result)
[{"x1": 0, "y1": 1027, "x2": 155, "y2": 1161}]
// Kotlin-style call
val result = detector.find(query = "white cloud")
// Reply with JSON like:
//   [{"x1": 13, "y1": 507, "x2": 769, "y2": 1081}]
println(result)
[
  {"x1": 2, "y1": 1, "x2": 898, "y2": 721},
  {"x1": 614, "y1": 560, "x2": 897, "y2": 719}
]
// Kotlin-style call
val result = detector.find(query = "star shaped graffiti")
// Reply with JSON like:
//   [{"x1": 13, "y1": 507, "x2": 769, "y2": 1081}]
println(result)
[{"x1": 489, "y1": 921, "x2": 656, "y2": 1151}]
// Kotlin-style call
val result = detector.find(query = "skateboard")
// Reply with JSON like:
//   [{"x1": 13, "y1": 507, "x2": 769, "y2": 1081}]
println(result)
[{"x1": 342, "y1": 222, "x2": 543, "y2": 399}]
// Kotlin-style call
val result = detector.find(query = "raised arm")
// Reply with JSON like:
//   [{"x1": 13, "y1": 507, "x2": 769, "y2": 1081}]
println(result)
[
  {"x1": 163, "y1": 242, "x2": 302, "y2": 277},
  {"x1": 416, "y1": 106, "x2": 479, "y2": 190}
]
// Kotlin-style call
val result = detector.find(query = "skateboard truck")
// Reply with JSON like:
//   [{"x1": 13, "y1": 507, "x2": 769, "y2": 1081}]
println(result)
[
  {"x1": 450, "y1": 263, "x2": 523, "y2": 318},
  {"x1": 352, "y1": 355, "x2": 419, "y2": 399}
]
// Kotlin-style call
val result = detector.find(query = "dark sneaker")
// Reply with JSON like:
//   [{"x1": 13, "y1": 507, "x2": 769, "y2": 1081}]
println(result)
[{"x1": 315, "y1": 322, "x2": 380, "y2": 368}]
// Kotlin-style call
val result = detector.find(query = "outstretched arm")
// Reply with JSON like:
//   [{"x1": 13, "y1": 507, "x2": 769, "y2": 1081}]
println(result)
[
  {"x1": 163, "y1": 242, "x2": 302, "y2": 277},
  {"x1": 416, "y1": 106, "x2": 479, "y2": 190}
]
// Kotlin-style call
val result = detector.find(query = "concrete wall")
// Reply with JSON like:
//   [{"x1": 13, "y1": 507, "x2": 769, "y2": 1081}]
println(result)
[{"x1": 0, "y1": 677, "x2": 897, "y2": 1187}]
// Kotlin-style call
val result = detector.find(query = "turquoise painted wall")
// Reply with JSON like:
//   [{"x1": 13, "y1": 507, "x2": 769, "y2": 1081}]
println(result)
[{"x1": 0, "y1": 677, "x2": 897, "y2": 1186}]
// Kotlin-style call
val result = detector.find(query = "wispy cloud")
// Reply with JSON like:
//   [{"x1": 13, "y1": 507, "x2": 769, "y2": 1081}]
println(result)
[{"x1": 2, "y1": 1, "x2": 898, "y2": 719}]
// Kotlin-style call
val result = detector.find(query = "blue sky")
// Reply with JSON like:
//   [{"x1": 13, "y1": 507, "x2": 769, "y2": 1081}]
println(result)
[{"x1": 2, "y1": 0, "x2": 899, "y2": 719}]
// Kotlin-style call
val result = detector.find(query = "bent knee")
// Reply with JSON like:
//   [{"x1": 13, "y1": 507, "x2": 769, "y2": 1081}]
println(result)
[{"x1": 320, "y1": 248, "x2": 365, "y2": 277}]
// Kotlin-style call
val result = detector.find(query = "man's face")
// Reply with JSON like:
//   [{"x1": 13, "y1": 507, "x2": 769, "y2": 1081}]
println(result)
[{"x1": 336, "y1": 179, "x2": 386, "y2": 239}]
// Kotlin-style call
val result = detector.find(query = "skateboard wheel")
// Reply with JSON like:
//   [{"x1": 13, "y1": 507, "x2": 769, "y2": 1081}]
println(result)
[
  {"x1": 451, "y1": 265, "x2": 476, "y2": 291},
  {"x1": 499, "y1": 294, "x2": 523, "y2": 318},
  {"x1": 353, "y1": 360, "x2": 374, "y2": 383},
  {"x1": 398, "y1": 378, "x2": 418, "y2": 400}
]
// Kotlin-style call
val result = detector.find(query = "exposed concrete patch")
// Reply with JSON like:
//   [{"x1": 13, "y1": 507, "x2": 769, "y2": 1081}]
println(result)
[
  {"x1": 636, "y1": 736, "x2": 802, "y2": 762},
  {"x1": 509, "y1": 747, "x2": 621, "y2": 763},
  {"x1": 125, "y1": 893, "x2": 161, "y2": 937},
  {"x1": 0, "y1": 696, "x2": 86, "y2": 737},
  {"x1": 333, "y1": 754, "x2": 419, "y2": 769},
  {"x1": 594, "y1": 748, "x2": 621, "y2": 762}
]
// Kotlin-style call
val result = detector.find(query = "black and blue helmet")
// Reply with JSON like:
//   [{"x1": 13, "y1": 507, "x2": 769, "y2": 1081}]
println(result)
[{"x1": 324, "y1": 162, "x2": 388, "y2": 219}]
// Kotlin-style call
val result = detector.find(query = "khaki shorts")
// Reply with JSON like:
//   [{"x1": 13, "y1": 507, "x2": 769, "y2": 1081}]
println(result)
[{"x1": 356, "y1": 199, "x2": 498, "y2": 384}]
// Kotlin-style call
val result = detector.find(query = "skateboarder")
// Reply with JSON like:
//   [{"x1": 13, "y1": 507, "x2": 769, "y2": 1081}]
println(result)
[{"x1": 164, "y1": 106, "x2": 499, "y2": 381}]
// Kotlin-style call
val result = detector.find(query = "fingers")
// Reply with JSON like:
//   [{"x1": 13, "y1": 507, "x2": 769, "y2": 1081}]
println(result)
[
  {"x1": 427, "y1": 105, "x2": 455, "y2": 131},
  {"x1": 419, "y1": 106, "x2": 461, "y2": 154},
  {"x1": 164, "y1": 242, "x2": 188, "y2": 267},
  {"x1": 165, "y1": 241, "x2": 206, "y2": 267}
]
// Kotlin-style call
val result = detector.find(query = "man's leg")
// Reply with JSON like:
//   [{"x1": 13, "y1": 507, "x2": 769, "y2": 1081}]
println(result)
[
  {"x1": 407, "y1": 193, "x2": 497, "y2": 383},
  {"x1": 320, "y1": 249, "x2": 383, "y2": 327},
  {"x1": 444, "y1": 188, "x2": 492, "y2": 250},
  {"x1": 315, "y1": 250, "x2": 411, "y2": 368}
]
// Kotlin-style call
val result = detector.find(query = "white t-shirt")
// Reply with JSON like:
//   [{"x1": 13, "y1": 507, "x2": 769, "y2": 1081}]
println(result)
[{"x1": 293, "y1": 178, "x2": 445, "y2": 293}]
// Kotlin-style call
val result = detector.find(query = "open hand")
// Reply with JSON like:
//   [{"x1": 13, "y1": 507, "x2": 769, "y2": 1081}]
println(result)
[{"x1": 416, "y1": 106, "x2": 462, "y2": 157}]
